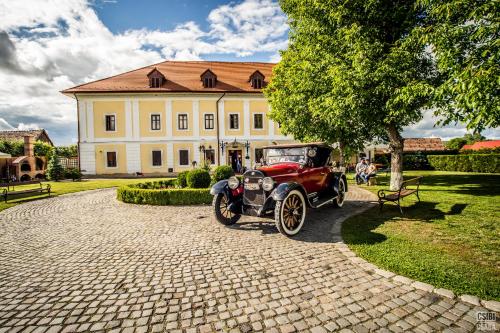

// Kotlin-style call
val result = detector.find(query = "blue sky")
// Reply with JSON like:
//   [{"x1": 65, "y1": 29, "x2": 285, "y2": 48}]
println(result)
[{"x1": 0, "y1": 0, "x2": 497, "y2": 145}]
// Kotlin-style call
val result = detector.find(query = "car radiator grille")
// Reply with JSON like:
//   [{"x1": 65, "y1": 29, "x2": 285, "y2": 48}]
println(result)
[{"x1": 243, "y1": 171, "x2": 266, "y2": 206}]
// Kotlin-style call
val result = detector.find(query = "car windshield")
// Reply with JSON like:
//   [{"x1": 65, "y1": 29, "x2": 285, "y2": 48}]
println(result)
[{"x1": 264, "y1": 147, "x2": 306, "y2": 165}]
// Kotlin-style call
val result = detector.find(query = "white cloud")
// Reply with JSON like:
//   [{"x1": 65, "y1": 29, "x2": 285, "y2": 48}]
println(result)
[{"x1": 0, "y1": 0, "x2": 288, "y2": 144}]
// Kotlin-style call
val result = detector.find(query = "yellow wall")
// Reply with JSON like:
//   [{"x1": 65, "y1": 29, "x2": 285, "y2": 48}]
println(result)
[
  {"x1": 250, "y1": 100, "x2": 269, "y2": 136},
  {"x1": 139, "y1": 101, "x2": 166, "y2": 137},
  {"x1": 199, "y1": 100, "x2": 217, "y2": 137},
  {"x1": 140, "y1": 143, "x2": 168, "y2": 173},
  {"x1": 173, "y1": 142, "x2": 194, "y2": 171},
  {"x1": 93, "y1": 101, "x2": 126, "y2": 138},
  {"x1": 95, "y1": 144, "x2": 127, "y2": 174},
  {"x1": 172, "y1": 100, "x2": 193, "y2": 137},
  {"x1": 224, "y1": 100, "x2": 243, "y2": 136}
]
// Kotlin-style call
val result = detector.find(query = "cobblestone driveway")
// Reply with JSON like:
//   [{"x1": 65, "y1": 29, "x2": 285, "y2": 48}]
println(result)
[{"x1": 0, "y1": 188, "x2": 495, "y2": 332}]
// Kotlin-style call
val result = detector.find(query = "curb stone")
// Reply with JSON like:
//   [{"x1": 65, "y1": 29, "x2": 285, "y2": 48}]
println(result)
[{"x1": 339, "y1": 185, "x2": 499, "y2": 313}]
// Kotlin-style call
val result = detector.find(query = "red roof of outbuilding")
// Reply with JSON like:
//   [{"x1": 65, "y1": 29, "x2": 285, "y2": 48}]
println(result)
[{"x1": 461, "y1": 140, "x2": 500, "y2": 150}]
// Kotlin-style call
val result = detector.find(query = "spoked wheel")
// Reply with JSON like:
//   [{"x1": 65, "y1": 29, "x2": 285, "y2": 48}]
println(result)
[
  {"x1": 213, "y1": 193, "x2": 241, "y2": 225},
  {"x1": 274, "y1": 190, "x2": 306, "y2": 236},
  {"x1": 332, "y1": 177, "x2": 346, "y2": 208}
]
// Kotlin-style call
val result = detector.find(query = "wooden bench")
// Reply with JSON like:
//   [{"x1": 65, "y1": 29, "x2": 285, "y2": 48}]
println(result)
[
  {"x1": 0, "y1": 180, "x2": 51, "y2": 203},
  {"x1": 377, "y1": 176, "x2": 422, "y2": 214}
]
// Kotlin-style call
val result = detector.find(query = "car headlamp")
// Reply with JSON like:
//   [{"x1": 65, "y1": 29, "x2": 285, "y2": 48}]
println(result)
[
  {"x1": 228, "y1": 176, "x2": 240, "y2": 190},
  {"x1": 262, "y1": 177, "x2": 275, "y2": 191}
]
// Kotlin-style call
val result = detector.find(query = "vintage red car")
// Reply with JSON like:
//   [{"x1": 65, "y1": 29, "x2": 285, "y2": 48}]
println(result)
[{"x1": 210, "y1": 142, "x2": 348, "y2": 236}]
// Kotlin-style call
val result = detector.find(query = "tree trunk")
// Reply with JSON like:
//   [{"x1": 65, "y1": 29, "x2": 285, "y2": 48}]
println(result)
[
  {"x1": 387, "y1": 124, "x2": 404, "y2": 191},
  {"x1": 338, "y1": 141, "x2": 345, "y2": 167}
]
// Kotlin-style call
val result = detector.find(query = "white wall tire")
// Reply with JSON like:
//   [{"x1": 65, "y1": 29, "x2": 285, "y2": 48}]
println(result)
[
  {"x1": 332, "y1": 178, "x2": 346, "y2": 208},
  {"x1": 274, "y1": 190, "x2": 306, "y2": 236}
]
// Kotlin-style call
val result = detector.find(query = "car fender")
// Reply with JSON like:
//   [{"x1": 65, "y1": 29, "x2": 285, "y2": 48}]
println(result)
[
  {"x1": 331, "y1": 173, "x2": 348, "y2": 194},
  {"x1": 271, "y1": 182, "x2": 309, "y2": 204},
  {"x1": 210, "y1": 180, "x2": 230, "y2": 196}
]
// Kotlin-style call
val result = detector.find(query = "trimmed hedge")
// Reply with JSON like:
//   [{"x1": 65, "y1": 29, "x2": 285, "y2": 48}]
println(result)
[
  {"x1": 428, "y1": 154, "x2": 500, "y2": 173},
  {"x1": 117, "y1": 185, "x2": 212, "y2": 205},
  {"x1": 212, "y1": 165, "x2": 234, "y2": 182},
  {"x1": 176, "y1": 171, "x2": 189, "y2": 188},
  {"x1": 187, "y1": 169, "x2": 211, "y2": 188},
  {"x1": 132, "y1": 179, "x2": 176, "y2": 189}
]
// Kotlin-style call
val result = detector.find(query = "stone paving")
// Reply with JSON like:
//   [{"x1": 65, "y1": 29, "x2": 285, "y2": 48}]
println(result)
[{"x1": 0, "y1": 187, "x2": 497, "y2": 333}]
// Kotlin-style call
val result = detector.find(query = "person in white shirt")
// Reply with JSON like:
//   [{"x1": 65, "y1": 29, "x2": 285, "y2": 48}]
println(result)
[{"x1": 355, "y1": 158, "x2": 367, "y2": 184}]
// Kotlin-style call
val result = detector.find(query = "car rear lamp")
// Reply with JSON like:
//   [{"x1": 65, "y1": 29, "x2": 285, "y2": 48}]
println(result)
[
  {"x1": 262, "y1": 177, "x2": 275, "y2": 191},
  {"x1": 228, "y1": 176, "x2": 240, "y2": 190}
]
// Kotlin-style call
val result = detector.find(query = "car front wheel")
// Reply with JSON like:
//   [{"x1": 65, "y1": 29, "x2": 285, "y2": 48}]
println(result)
[
  {"x1": 332, "y1": 177, "x2": 346, "y2": 208},
  {"x1": 213, "y1": 193, "x2": 241, "y2": 225},
  {"x1": 274, "y1": 190, "x2": 306, "y2": 236}
]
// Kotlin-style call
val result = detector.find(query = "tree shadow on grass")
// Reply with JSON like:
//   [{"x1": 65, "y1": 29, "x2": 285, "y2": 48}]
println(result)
[{"x1": 343, "y1": 201, "x2": 468, "y2": 246}]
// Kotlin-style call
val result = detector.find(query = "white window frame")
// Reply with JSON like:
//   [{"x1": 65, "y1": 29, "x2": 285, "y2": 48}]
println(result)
[
  {"x1": 151, "y1": 149, "x2": 163, "y2": 168},
  {"x1": 203, "y1": 113, "x2": 215, "y2": 130},
  {"x1": 150, "y1": 113, "x2": 162, "y2": 132},
  {"x1": 253, "y1": 113, "x2": 265, "y2": 130},
  {"x1": 177, "y1": 113, "x2": 189, "y2": 131},
  {"x1": 104, "y1": 113, "x2": 117, "y2": 132},
  {"x1": 178, "y1": 149, "x2": 190, "y2": 166},
  {"x1": 228, "y1": 113, "x2": 240, "y2": 130},
  {"x1": 104, "y1": 150, "x2": 118, "y2": 169}
]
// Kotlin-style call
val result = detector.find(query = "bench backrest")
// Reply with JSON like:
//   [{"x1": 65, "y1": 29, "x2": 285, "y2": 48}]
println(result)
[
  {"x1": 0, "y1": 180, "x2": 42, "y2": 188},
  {"x1": 400, "y1": 176, "x2": 422, "y2": 191}
]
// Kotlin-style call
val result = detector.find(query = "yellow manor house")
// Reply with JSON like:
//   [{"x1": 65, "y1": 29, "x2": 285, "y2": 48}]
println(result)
[{"x1": 63, "y1": 61, "x2": 294, "y2": 175}]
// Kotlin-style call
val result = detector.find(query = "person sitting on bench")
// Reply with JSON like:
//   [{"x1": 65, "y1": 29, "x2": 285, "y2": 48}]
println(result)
[
  {"x1": 361, "y1": 160, "x2": 377, "y2": 184},
  {"x1": 355, "y1": 158, "x2": 368, "y2": 184}
]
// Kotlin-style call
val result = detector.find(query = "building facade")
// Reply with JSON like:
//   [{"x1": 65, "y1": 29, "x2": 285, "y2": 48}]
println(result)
[{"x1": 63, "y1": 61, "x2": 294, "y2": 175}]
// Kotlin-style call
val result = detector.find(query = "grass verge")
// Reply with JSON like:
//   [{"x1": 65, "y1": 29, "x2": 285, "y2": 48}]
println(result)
[{"x1": 342, "y1": 171, "x2": 500, "y2": 300}]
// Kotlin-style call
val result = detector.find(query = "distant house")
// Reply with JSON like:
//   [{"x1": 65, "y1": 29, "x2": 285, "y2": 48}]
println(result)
[
  {"x1": 461, "y1": 140, "x2": 500, "y2": 151},
  {"x1": 402, "y1": 138, "x2": 446, "y2": 152},
  {"x1": 0, "y1": 129, "x2": 54, "y2": 146},
  {"x1": 371, "y1": 138, "x2": 446, "y2": 156}
]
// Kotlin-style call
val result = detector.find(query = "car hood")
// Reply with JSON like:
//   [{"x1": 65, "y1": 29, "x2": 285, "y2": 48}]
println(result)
[{"x1": 257, "y1": 162, "x2": 301, "y2": 177}]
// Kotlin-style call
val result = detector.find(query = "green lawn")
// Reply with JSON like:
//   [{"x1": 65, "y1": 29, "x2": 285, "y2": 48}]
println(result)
[
  {"x1": 0, "y1": 178, "x2": 166, "y2": 212},
  {"x1": 342, "y1": 171, "x2": 500, "y2": 300}
]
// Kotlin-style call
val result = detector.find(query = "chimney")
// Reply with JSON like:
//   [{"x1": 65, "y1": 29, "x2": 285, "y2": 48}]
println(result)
[{"x1": 24, "y1": 135, "x2": 34, "y2": 157}]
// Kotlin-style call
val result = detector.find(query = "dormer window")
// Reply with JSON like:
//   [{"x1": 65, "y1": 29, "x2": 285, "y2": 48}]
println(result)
[
  {"x1": 249, "y1": 70, "x2": 265, "y2": 89},
  {"x1": 147, "y1": 68, "x2": 165, "y2": 88},
  {"x1": 201, "y1": 69, "x2": 217, "y2": 88}
]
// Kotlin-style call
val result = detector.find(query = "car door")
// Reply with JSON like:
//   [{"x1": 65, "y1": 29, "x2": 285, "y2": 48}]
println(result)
[{"x1": 299, "y1": 166, "x2": 325, "y2": 194}]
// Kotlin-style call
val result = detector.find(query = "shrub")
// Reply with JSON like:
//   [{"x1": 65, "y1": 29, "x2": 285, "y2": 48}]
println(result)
[
  {"x1": 212, "y1": 165, "x2": 234, "y2": 183},
  {"x1": 64, "y1": 168, "x2": 82, "y2": 181},
  {"x1": 403, "y1": 153, "x2": 432, "y2": 170},
  {"x1": 46, "y1": 155, "x2": 64, "y2": 181},
  {"x1": 132, "y1": 179, "x2": 176, "y2": 189},
  {"x1": 176, "y1": 171, "x2": 189, "y2": 188},
  {"x1": 187, "y1": 169, "x2": 211, "y2": 188},
  {"x1": 117, "y1": 186, "x2": 212, "y2": 205},
  {"x1": 427, "y1": 154, "x2": 500, "y2": 173}
]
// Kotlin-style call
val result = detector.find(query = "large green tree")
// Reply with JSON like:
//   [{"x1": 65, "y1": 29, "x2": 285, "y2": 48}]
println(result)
[
  {"x1": 266, "y1": 0, "x2": 436, "y2": 189},
  {"x1": 418, "y1": 0, "x2": 499, "y2": 131}
]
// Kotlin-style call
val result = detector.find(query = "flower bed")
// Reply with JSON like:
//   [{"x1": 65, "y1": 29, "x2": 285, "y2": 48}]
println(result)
[{"x1": 117, "y1": 179, "x2": 212, "y2": 205}]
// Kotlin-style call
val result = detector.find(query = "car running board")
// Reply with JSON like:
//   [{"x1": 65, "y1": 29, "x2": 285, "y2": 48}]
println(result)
[{"x1": 308, "y1": 193, "x2": 337, "y2": 208}]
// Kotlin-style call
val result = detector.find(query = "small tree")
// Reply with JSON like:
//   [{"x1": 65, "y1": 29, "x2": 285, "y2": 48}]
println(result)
[{"x1": 46, "y1": 155, "x2": 64, "y2": 181}]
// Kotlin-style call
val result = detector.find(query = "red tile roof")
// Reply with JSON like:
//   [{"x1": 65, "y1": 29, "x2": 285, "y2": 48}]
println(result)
[
  {"x1": 403, "y1": 138, "x2": 446, "y2": 152},
  {"x1": 62, "y1": 61, "x2": 275, "y2": 94},
  {"x1": 461, "y1": 140, "x2": 500, "y2": 150}
]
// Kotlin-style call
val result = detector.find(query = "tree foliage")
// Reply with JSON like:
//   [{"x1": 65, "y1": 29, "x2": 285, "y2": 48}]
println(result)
[
  {"x1": 46, "y1": 155, "x2": 64, "y2": 181},
  {"x1": 55, "y1": 145, "x2": 78, "y2": 158},
  {"x1": 417, "y1": 0, "x2": 499, "y2": 131},
  {"x1": 266, "y1": 0, "x2": 436, "y2": 188}
]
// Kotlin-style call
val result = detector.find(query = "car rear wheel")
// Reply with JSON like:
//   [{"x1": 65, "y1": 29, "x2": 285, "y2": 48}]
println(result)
[
  {"x1": 213, "y1": 193, "x2": 241, "y2": 225},
  {"x1": 332, "y1": 177, "x2": 346, "y2": 208},
  {"x1": 274, "y1": 190, "x2": 306, "y2": 236}
]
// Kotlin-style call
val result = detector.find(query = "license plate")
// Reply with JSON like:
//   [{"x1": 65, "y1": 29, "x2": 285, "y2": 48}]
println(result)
[{"x1": 244, "y1": 183, "x2": 260, "y2": 190}]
